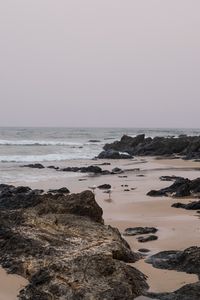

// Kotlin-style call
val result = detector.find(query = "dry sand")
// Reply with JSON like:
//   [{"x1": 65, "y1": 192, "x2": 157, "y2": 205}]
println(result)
[{"x1": 1, "y1": 157, "x2": 200, "y2": 298}]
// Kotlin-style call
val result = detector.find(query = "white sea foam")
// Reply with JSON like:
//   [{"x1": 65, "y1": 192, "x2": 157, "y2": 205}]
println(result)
[
  {"x1": 0, "y1": 153, "x2": 96, "y2": 163},
  {"x1": 0, "y1": 140, "x2": 83, "y2": 146}
]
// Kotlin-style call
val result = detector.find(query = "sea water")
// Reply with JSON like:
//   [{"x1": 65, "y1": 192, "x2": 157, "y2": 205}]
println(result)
[{"x1": 0, "y1": 127, "x2": 199, "y2": 184}]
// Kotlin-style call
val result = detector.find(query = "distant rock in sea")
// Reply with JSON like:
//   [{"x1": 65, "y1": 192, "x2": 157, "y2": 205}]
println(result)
[{"x1": 99, "y1": 134, "x2": 200, "y2": 159}]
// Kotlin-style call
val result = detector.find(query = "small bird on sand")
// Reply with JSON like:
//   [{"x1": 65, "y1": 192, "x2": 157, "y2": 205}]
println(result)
[
  {"x1": 88, "y1": 185, "x2": 97, "y2": 194},
  {"x1": 104, "y1": 188, "x2": 113, "y2": 199}
]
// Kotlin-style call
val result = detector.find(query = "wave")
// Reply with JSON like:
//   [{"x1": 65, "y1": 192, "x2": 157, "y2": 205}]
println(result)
[
  {"x1": 0, "y1": 152, "x2": 97, "y2": 163},
  {"x1": 0, "y1": 140, "x2": 83, "y2": 146}
]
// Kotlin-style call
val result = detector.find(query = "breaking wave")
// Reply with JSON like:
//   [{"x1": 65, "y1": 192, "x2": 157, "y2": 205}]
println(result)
[{"x1": 0, "y1": 140, "x2": 83, "y2": 146}]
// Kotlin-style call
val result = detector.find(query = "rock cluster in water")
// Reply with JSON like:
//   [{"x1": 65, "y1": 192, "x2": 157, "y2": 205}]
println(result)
[
  {"x1": 98, "y1": 134, "x2": 200, "y2": 159},
  {"x1": 0, "y1": 184, "x2": 148, "y2": 299}
]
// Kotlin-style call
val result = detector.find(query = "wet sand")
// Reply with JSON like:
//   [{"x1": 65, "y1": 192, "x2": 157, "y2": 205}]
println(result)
[
  {"x1": 0, "y1": 267, "x2": 28, "y2": 300},
  {"x1": 2, "y1": 157, "x2": 200, "y2": 298}
]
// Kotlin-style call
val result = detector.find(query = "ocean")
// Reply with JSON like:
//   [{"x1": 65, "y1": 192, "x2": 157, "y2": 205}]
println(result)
[{"x1": 0, "y1": 127, "x2": 199, "y2": 184}]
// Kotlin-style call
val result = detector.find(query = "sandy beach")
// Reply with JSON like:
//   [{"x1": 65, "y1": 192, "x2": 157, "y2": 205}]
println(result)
[{"x1": 1, "y1": 156, "x2": 200, "y2": 298}]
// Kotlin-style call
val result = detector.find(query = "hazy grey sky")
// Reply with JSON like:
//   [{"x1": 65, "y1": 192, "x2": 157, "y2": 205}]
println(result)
[{"x1": 0, "y1": 1, "x2": 200, "y2": 127}]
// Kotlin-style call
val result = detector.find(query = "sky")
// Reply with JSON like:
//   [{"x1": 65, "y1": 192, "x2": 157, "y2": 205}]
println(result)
[{"x1": 0, "y1": 1, "x2": 200, "y2": 128}]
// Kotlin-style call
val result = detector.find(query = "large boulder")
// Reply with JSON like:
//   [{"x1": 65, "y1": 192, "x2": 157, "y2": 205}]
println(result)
[{"x1": 0, "y1": 185, "x2": 148, "y2": 299}]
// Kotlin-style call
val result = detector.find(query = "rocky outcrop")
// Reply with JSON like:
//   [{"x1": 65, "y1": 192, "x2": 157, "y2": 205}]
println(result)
[
  {"x1": 147, "y1": 177, "x2": 200, "y2": 198},
  {"x1": 101, "y1": 134, "x2": 200, "y2": 159},
  {"x1": 98, "y1": 149, "x2": 133, "y2": 159},
  {"x1": 146, "y1": 246, "x2": 200, "y2": 274},
  {"x1": 148, "y1": 282, "x2": 200, "y2": 300},
  {"x1": 159, "y1": 176, "x2": 183, "y2": 182},
  {"x1": 0, "y1": 184, "x2": 148, "y2": 299},
  {"x1": 146, "y1": 247, "x2": 200, "y2": 299},
  {"x1": 172, "y1": 200, "x2": 200, "y2": 210}
]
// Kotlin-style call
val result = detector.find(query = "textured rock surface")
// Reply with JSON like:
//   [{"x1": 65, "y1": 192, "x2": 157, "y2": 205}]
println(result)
[
  {"x1": 98, "y1": 149, "x2": 133, "y2": 159},
  {"x1": 101, "y1": 134, "x2": 200, "y2": 159},
  {"x1": 147, "y1": 177, "x2": 200, "y2": 198},
  {"x1": 0, "y1": 184, "x2": 148, "y2": 299},
  {"x1": 124, "y1": 227, "x2": 158, "y2": 236},
  {"x1": 146, "y1": 247, "x2": 200, "y2": 299}
]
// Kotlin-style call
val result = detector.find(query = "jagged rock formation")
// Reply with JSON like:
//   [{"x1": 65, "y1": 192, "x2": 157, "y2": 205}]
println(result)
[
  {"x1": 0, "y1": 184, "x2": 148, "y2": 299},
  {"x1": 146, "y1": 247, "x2": 200, "y2": 300},
  {"x1": 147, "y1": 177, "x2": 200, "y2": 198},
  {"x1": 99, "y1": 134, "x2": 200, "y2": 159}
]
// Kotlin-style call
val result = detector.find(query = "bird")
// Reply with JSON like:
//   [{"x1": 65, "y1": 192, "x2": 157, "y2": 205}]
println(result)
[
  {"x1": 88, "y1": 185, "x2": 97, "y2": 194},
  {"x1": 104, "y1": 188, "x2": 113, "y2": 200}
]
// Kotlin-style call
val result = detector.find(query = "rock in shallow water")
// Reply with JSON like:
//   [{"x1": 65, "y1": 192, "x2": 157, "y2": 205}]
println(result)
[
  {"x1": 0, "y1": 185, "x2": 148, "y2": 299},
  {"x1": 146, "y1": 246, "x2": 200, "y2": 300}
]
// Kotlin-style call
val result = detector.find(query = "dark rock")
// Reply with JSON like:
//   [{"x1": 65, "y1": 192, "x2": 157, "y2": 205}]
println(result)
[
  {"x1": 14, "y1": 186, "x2": 32, "y2": 194},
  {"x1": 112, "y1": 167, "x2": 123, "y2": 174},
  {"x1": 147, "y1": 177, "x2": 200, "y2": 198},
  {"x1": 60, "y1": 165, "x2": 103, "y2": 174},
  {"x1": 47, "y1": 166, "x2": 59, "y2": 170},
  {"x1": 82, "y1": 165, "x2": 102, "y2": 174},
  {"x1": 98, "y1": 150, "x2": 133, "y2": 159},
  {"x1": 172, "y1": 200, "x2": 200, "y2": 210},
  {"x1": 137, "y1": 235, "x2": 158, "y2": 243},
  {"x1": 88, "y1": 140, "x2": 101, "y2": 143},
  {"x1": 21, "y1": 163, "x2": 45, "y2": 169},
  {"x1": 98, "y1": 184, "x2": 111, "y2": 190},
  {"x1": 146, "y1": 246, "x2": 200, "y2": 275},
  {"x1": 147, "y1": 281, "x2": 200, "y2": 300},
  {"x1": 146, "y1": 246, "x2": 200, "y2": 299},
  {"x1": 61, "y1": 167, "x2": 80, "y2": 172},
  {"x1": 124, "y1": 227, "x2": 158, "y2": 236},
  {"x1": 0, "y1": 185, "x2": 148, "y2": 299},
  {"x1": 160, "y1": 175, "x2": 183, "y2": 181},
  {"x1": 138, "y1": 248, "x2": 150, "y2": 253},
  {"x1": 48, "y1": 187, "x2": 70, "y2": 194},
  {"x1": 100, "y1": 134, "x2": 200, "y2": 160}
]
